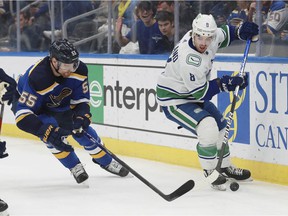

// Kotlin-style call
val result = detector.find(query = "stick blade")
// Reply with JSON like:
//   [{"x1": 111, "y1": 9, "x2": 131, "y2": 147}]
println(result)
[{"x1": 165, "y1": 180, "x2": 195, "y2": 202}]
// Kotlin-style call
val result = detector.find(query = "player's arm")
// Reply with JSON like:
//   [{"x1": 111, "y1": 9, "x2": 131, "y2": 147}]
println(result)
[
  {"x1": 70, "y1": 67, "x2": 91, "y2": 135},
  {"x1": 218, "y1": 22, "x2": 259, "y2": 49},
  {"x1": 15, "y1": 78, "x2": 73, "y2": 152},
  {"x1": 182, "y1": 68, "x2": 248, "y2": 101},
  {"x1": 15, "y1": 84, "x2": 45, "y2": 136}
]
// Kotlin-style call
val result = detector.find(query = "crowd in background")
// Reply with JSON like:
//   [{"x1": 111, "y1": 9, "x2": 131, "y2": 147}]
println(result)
[{"x1": 0, "y1": 0, "x2": 287, "y2": 56}]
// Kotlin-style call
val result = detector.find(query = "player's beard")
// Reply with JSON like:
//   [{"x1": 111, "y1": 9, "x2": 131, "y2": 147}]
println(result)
[{"x1": 60, "y1": 71, "x2": 71, "y2": 78}]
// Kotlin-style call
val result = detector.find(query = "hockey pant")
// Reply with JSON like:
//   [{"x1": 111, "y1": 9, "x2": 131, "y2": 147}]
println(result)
[{"x1": 162, "y1": 101, "x2": 231, "y2": 170}]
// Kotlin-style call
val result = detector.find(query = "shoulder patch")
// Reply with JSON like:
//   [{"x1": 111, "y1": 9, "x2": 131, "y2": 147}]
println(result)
[{"x1": 186, "y1": 54, "x2": 202, "y2": 67}]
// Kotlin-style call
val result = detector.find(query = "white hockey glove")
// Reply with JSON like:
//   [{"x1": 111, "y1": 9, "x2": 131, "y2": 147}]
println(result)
[
  {"x1": 0, "y1": 82, "x2": 8, "y2": 104},
  {"x1": 0, "y1": 68, "x2": 17, "y2": 105}
]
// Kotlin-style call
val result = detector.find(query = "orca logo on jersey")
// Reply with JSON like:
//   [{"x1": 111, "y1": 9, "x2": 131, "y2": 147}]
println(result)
[
  {"x1": 47, "y1": 87, "x2": 72, "y2": 108},
  {"x1": 186, "y1": 54, "x2": 201, "y2": 67}
]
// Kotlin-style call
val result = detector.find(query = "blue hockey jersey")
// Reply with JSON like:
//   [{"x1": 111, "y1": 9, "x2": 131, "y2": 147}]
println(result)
[{"x1": 15, "y1": 56, "x2": 90, "y2": 136}]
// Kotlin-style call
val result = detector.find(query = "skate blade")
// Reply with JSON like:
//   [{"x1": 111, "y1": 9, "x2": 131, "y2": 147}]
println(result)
[
  {"x1": 227, "y1": 177, "x2": 253, "y2": 182},
  {"x1": 80, "y1": 179, "x2": 90, "y2": 188}
]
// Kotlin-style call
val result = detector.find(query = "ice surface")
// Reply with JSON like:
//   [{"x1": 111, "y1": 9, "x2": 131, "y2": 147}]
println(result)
[{"x1": 0, "y1": 136, "x2": 287, "y2": 216}]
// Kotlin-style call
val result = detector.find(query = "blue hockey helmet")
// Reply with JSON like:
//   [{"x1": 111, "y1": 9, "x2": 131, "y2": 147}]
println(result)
[{"x1": 49, "y1": 39, "x2": 79, "y2": 71}]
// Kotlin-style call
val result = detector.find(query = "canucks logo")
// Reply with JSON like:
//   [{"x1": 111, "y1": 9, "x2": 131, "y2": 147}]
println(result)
[
  {"x1": 217, "y1": 70, "x2": 250, "y2": 145},
  {"x1": 186, "y1": 54, "x2": 201, "y2": 67}
]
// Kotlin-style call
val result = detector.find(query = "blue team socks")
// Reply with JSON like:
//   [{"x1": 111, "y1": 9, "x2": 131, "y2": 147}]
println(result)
[{"x1": 92, "y1": 153, "x2": 112, "y2": 167}]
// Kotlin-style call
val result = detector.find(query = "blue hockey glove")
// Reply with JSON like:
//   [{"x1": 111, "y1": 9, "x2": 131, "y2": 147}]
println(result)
[
  {"x1": 219, "y1": 75, "x2": 247, "y2": 92},
  {"x1": 0, "y1": 141, "x2": 8, "y2": 159},
  {"x1": 73, "y1": 113, "x2": 91, "y2": 136},
  {"x1": 0, "y1": 68, "x2": 17, "y2": 105},
  {"x1": 38, "y1": 124, "x2": 74, "y2": 152},
  {"x1": 237, "y1": 21, "x2": 259, "y2": 41},
  {"x1": 239, "y1": 74, "x2": 248, "y2": 90}
]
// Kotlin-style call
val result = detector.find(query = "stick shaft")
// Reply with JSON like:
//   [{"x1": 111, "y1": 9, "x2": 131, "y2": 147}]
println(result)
[
  {"x1": 216, "y1": 40, "x2": 251, "y2": 170},
  {"x1": 83, "y1": 130, "x2": 194, "y2": 201}
]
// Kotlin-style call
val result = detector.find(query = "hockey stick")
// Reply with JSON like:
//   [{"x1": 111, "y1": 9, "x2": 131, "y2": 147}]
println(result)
[
  {"x1": 82, "y1": 130, "x2": 195, "y2": 202},
  {"x1": 216, "y1": 39, "x2": 251, "y2": 172},
  {"x1": 0, "y1": 103, "x2": 4, "y2": 134}
]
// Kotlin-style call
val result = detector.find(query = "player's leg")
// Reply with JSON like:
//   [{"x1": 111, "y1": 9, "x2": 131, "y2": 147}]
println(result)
[
  {"x1": 162, "y1": 103, "x2": 226, "y2": 189},
  {"x1": 53, "y1": 110, "x2": 128, "y2": 177},
  {"x1": 72, "y1": 126, "x2": 129, "y2": 177},
  {"x1": 54, "y1": 110, "x2": 128, "y2": 178},
  {"x1": 205, "y1": 102, "x2": 251, "y2": 181},
  {"x1": 39, "y1": 114, "x2": 88, "y2": 184}
]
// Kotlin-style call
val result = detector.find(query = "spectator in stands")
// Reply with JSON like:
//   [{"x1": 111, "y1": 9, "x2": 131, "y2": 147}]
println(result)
[
  {"x1": 157, "y1": 1, "x2": 196, "y2": 38},
  {"x1": 8, "y1": 11, "x2": 42, "y2": 51},
  {"x1": 227, "y1": 0, "x2": 250, "y2": 26},
  {"x1": 113, "y1": 0, "x2": 139, "y2": 54},
  {"x1": 264, "y1": 0, "x2": 288, "y2": 36},
  {"x1": 155, "y1": 10, "x2": 174, "y2": 53},
  {"x1": 115, "y1": 0, "x2": 165, "y2": 54},
  {"x1": 280, "y1": 29, "x2": 288, "y2": 40},
  {"x1": 28, "y1": 2, "x2": 51, "y2": 33},
  {"x1": 0, "y1": 0, "x2": 13, "y2": 39},
  {"x1": 157, "y1": 1, "x2": 174, "y2": 12},
  {"x1": 209, "y1": 2, "x2": 236, "y2": 26},
  {"x1": 41, "y1": 1, "x2": 95, "y2": 39},
  {"x1": 116, "y1": 0, "x2": 137, "y2": 29},
  {"x1": 249, "y1": 0, "x2": 288, "y2": 35}
]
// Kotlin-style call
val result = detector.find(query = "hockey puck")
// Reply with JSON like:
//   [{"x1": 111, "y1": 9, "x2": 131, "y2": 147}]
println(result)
[{"x1": 230, "y1": 182, "x2": 239, "y2": 191}]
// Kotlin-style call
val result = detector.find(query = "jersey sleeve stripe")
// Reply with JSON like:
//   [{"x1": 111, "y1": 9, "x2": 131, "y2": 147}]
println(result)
[
  {"x1": 37, "y1": 82, "x2": 58, "y2": 95},
  {"x1": 15, "y1": 111, "x2": 34, "y2": 124},
  {"x1": 69, "y1": 73, "x2": 87, "y2": 81},
  {"x1": 70, "y1": 98, "x2": 90, "y2": 105},
  {"x1": 219, "y1": 25, "x2": 231, "y2": 48}
]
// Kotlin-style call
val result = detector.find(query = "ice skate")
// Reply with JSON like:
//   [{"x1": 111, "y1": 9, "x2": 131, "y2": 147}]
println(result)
[
  {"x1": 204, "y1": 169, "x2": 227, "y2": 191},
  {"x1": 93, "y1": 158, "x2": 129, "y2": 177},
  {"x1": 221, "y1": 165, "x2": 252, "y2": 181},
  {"x1": 70, "y1": 163, "x2": 89, "y2": 184},
  {"x1": 0, "y1": 199, "x2": 9, "y2": 216}
]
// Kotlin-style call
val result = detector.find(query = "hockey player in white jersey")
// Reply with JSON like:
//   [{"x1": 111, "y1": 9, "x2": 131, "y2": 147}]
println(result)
[{"x1": 156, "y1": 14, "x2": 259, "y2": 190}]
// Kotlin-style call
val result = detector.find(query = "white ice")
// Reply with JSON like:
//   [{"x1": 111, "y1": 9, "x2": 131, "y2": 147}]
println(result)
[{"x1": 0, "y1": 136, "x2": 287, "y2": 216}]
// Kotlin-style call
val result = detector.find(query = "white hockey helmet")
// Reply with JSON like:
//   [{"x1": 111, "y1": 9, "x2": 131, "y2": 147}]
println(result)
[{"x1": 192, "y1": 13, "x2": 217, "y2": 38}]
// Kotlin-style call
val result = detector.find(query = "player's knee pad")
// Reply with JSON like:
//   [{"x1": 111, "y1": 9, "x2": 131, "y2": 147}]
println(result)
[{"x1": 196, "y1": 116, "x2": 219, "y2": 146}]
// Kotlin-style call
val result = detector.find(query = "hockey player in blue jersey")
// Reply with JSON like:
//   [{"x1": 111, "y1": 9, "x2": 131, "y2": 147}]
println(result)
[{"x1": 14, "y1": 39, "x2": 129, "y2": 184}]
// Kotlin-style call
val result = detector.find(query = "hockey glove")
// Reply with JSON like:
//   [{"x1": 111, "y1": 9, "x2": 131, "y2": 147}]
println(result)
[
  {"x1": 38, "y1": 124, "x2": 74, "y2": 152},
  {"x1": 0, "y1": 141, "x2": 8, "y2": 158},
  {"x1": 239, "y1": 74, "x2": 249, "y2": 90},
  {"x1": 0, "y1": 68, "x2": 17, "y2": 105},
  {"x1": 219, "y1": 75, "x2": 248, "y2": 92},
  {"x1": 236, "y1": 21, "x2": 259, "y2": 42},
  {"x1": 73, "y1": 113, "x2": 91, "y2": 136}
]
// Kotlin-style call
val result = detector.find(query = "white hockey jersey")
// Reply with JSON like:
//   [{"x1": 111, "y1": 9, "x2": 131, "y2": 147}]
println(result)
[{"x1": 156, "y1": 25, "x2": 233, "y2": 106}]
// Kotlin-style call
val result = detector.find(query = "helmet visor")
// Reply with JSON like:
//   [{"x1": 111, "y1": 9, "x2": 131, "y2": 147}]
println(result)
[{"x1": 57, "y1": 60, "x2": 79, "y2": 72}]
